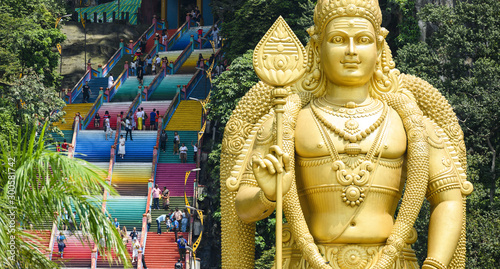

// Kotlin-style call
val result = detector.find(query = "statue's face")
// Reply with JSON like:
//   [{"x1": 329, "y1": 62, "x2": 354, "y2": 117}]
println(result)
[{"x1": 320, "y1": 17, "x2": 378, "y2": 87}]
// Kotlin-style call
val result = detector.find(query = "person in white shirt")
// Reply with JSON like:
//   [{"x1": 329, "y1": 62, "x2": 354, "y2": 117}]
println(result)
[
  {"x1": 118, "y1": 135, "x2": 126, "y2": 159},
  {"x1": 123, "y1": 116, "x2": 133, "y2": 141},
  {"x1": 191, "y1": 141, "x2": 198, "y2": 163},
  {"x1": 108, "y1": 73, "x2": 114, "y2": 89},
  {"x1": 179, "y1": 143, "x2": 188, "y2": 163},
  {"x1": 136, "y1": 108, "x2": 143, "y2": 130},
  {"x1": 130, "y1": 61, "x2": 136, "y2": 76}
]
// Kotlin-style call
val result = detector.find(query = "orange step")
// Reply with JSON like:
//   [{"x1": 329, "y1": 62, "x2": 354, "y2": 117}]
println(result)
[{"x1": 143, "y1": 232, "x2": 188, "y2": 268}]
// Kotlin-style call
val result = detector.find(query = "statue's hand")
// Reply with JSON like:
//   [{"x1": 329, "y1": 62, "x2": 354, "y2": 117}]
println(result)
[{"x1": 252, "y1": 145, "x2": 292, "y2": 201}]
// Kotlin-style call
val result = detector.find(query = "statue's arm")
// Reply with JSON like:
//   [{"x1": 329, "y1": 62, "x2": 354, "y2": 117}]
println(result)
[
  {"x1": 235, "y1": 115, "x2": 276, "y2": 223},
  {"x1": 424, "y1": 118, "x2": 464, "y2": 267}
]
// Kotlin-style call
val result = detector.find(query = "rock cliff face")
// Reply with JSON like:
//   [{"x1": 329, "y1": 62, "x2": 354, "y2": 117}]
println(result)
[
  {"x1": 415, "y1": 0, "x2": 454, "y2": 41},
  {"x1": 59, "y1": 21, "x2": 149, "y2": 89}
]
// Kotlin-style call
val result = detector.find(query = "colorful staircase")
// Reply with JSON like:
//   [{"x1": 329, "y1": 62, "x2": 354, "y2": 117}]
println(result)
[
  {"x1": 143, "y1": 232, "x2": 188, "y2": 269},
  {"x1": 53, "y1": 103, "x2": 94, "y2": 130},
  {"x1": 106, "y1": 197, "x2": 147, "y2": 231},
  {"x1": 86, "y1": 102, "x2": 132, "y2": 130},
  {"x1": 155, "y1": 163, "x2": 196, "y2": 197},
  {"x1": 165, "y1": 100, "x2": 202, "y2": 131},
  {"x1": 115, "y1": 131, "x2": 157, "y2": 162},
  {"x1": 73, "y1": 77, "x2": 108, "y2": 104},
  {"x1": 170, "y1": 26, "x2": 211, "y2": 51},
  {"x1": 133, "y1": 101, "x2": 172, "y2": 129},
  {"x1": 52, "y1": 235, "x2": 94, "y2": 267},
  {"x1": 111, "y1": 162, "x2": 151, "y2": 196},
  {"x1": 111, "y1": 75, "x2": 155, "y2": 102},
  {"x1": 95, "y1": 240, "x2": 133, "y2": 268},
  {"x1": 74, "y1": 130, "x2": 115, "y2": 162},
  {"x1": 177, "y1": 49, "x2": 214, "y2": 74},
  {"x1": 158, "y1": 131, "x2": 198, "y2": 163},
  {"x1": 149, "y1": 74, "x2": 193, "y2": 101}
]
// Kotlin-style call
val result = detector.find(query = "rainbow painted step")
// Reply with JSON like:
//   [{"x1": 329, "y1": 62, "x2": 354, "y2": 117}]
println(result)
[{"x1": 155, "y1": 163, "x2": 196, "y2": 197}]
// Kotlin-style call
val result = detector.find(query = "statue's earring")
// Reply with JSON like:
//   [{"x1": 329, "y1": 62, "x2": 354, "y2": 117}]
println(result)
[{"x1": 302, "y1": 42, "x2": 325, "y2": 95}]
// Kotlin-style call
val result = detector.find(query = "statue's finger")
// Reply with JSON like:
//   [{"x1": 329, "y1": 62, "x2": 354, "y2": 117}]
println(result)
[
  {"x1": 269, "y1": 145, "x2": 284, "y2": 156},
  {"x1": 265, "y1": 154, "x2": 283, "y2": 174},
  {"x1": 282, "y1": 153, "x2": 291, "y2": 173},
  {"x1": 252, "y1": 156, "x2": 266, "y2": 171},
  {"x1": 263, "y1": 159, "x2": 276, "y2": 175}
]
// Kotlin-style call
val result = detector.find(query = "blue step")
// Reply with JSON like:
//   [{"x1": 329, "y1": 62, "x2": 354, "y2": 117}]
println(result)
[
  {"x1": 74, "y1": 130, "x2": 115, "y2": 162},
  {"x1": 73, "y1": 77, "x2": 109, "y2": 103},
  {"x1": 115, "y1": 131, "x2": 157, "y2": 162}
]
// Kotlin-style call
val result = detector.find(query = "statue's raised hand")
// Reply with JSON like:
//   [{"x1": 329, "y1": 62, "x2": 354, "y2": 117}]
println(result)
[{"x1": 252, "y1": 145, "x2": 292, "y2": 201}]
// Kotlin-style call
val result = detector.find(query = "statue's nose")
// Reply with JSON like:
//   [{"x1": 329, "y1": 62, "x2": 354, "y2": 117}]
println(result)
[{"x1": 346, "y1": 37, "x2": 357, "y2": 56}]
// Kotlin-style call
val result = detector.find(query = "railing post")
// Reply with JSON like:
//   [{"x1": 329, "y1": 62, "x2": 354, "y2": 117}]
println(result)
[
  {"x1": 124, "y1": 61, "x2": 129, "y2": 76},
  {"x1": 98, "y1": 64, "x2": 103, "y2": 77},
  {"x1": 190, "y1": 35, "x2": 195, "y2": 51},
  {"x1": 176, "y1": 85, "x2": 181, "y2": 97},
  {"x1": 170, "y1": 61, "x2": 174, "y2": 75},
  {"x1": 154, "y1": 38, "x2": 159, "y2": 53},
  {"x1": 119, "y1": 39, "x2": 124, "y2": 57},
  {"x1": 129, "y1": 40, "x2": 134, "y2": 50},
  {"x1": 143, "y1": 86, "x2": 148, "y2": 101},
  {"x1": 105, "y1": 88, "x2": 110, "y2": 102},
  {"x1": 183, "y1": 85, "x2": 187, "y2": 100},
  {"x1": 152, "y1": 15, "x2": 157, "y2": 30},
  {"x1": 87, "y1": 62, "x2": 92, "y2": 72}
]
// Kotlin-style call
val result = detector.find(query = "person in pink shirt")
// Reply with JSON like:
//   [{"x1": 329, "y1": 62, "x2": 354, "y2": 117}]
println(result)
[{"x1": 152, "y1": 184, "x2": 161, "y2": 210}]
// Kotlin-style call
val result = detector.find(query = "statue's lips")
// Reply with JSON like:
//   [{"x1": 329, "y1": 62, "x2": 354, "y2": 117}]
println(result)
[{"x1": 342, "y1": 62, "x2": 359, "y2": 69}]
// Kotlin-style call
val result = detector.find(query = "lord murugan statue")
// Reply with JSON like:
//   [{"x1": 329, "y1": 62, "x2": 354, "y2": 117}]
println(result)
[{"x1": 220, "y1": 0, "x2": 473, "y2": 268}]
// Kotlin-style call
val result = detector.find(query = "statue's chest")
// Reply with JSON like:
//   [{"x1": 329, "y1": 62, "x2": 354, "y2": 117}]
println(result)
[{"x1": 295, "y1": 105, "x2": 407, "y2": 159}]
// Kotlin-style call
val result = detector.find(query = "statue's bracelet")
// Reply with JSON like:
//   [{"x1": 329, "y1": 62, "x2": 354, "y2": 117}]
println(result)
[
  {"x1": 422, "y1": 257, "x2": 447, "y2": 269},
  {"x1": 259, "y1": 190, "x2": 276, "y2": 209}
]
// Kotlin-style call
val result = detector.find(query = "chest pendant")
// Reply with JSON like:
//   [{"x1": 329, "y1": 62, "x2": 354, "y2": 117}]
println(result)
[{"x1": 311, "y1": 98, "x2": 388, "y2": 206}]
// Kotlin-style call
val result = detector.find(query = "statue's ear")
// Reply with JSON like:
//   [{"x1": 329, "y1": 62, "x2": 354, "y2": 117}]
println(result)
[{"x1": 378, "y1": 27, "x2": 390, "y2": 56}]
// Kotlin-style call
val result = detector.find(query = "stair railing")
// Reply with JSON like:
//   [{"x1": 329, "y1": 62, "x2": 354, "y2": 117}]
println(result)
[
  {"x1": 107, "y1": 66, "x2": 129, "y2": 101},
  {"x1": 146, "y1": 39, "x2": 194, "y2": 99},
  {"x1": 66, "y1": 69, "x2": 98, "y2": 104},
  {"x1": 161, "y1": 92, "x2": 181, "y2": 130},
  {"x1": 201, "y1": 20, "x2": 222, "y2": 49},
  {"x1": 137, "y1": 180, "x2": 154, "y2": 269},
  {"x1": 173, "y1": 41, "x2": 194, "y2": 74},
  {"x1": 67, "y1": 118, "x2": 80, "y2": 159},
  {"x1": 82, "y1": 94, "x2": 104, "y2": 130},
  {"x1": 101, "y1": 47, "x2": 123, "y2": 78},
  {"x1": 125, "y1": 93, "x2": 142, "y2": 120},
  {"x1": 47, "y1": 221, "x2": 58, "y2": 261},
  {"x1": 167, "y1": 20, "x2": 190, "y2": 51}
]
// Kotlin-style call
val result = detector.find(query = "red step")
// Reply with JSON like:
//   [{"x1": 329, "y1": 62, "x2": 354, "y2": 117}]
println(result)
[
  {"x1": 143, "y1": 232, "x2": 188, "y2": 268},
  {"x1": 95, "y1": 240, "x2": 133, "y2": 268},
  {"x1": 52, "y1": 235, "x2": 93, "y2": 267}
]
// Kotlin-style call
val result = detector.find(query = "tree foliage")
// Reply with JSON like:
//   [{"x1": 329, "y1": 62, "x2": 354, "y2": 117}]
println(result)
[
  {"x1": 0, "y1": 0, "x2": 66, "y2": 87},
  {"x1": 0, "y1": 124, "x2": 130, "y2": 268},
  {"x1": 220, "y1": 0, "x2": 314, "y2": 61}
]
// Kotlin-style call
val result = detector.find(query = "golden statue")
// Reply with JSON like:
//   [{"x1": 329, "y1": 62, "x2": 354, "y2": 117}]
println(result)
[{"x1": 220, "y1": 0, "x2": 473, "y2": 268}]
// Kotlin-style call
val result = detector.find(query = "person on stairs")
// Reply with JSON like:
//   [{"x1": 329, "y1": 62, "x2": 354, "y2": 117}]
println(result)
[
  {"x1": 108, "y1": 73, "x2": 114, "y2": 89},
  {"x1": 141, "y1": 107, "x2": 147, "y2": 129},
  {"x1": 173, "y1": 131, "x2": 180, "y2": 155},
  {"x1": 150, "y1": 109, "x2": 156, "y2": 130},
  {"x1": 162, "y1": 187, "x2": 170, "y2": 210},
  {"x1": 146, "y1": 209, "x2": 152, "y2": 232},
  {"x1": 57, "y1": 232, "x2": 66, "y2": 258},
  {"x1": 118, "y1": 135, "x2": 126, "y2": 159},
  {"x1": 156, "y1": 214, "x2": 167, "y2": 235},
  {"x1": 136, "y1": 108, "x2": 143, "y2": 131},
  {"x1": 152, "y1": 184, "x2": 161, "y2": 210},
  {"x1": 82, "y1": 80, "x2": 92, "y2": 103},
  {"x1": 177, "y1": 235, "x2": 187, "y2": 261},
  {"x1": 179, "y1": 143, "x2": 188, "y2": 163},
  {"x1": 175, "y1": 259, "x2": 183, "y2": 269},
  {"x1": 160, "y1": 130, "x2": 168, "y2": 152},
  {"x1": 123, "y1": 116, "x2": 133, "y2": 141},
  {"x1": 132, "y1": 239, "x2": 140, "y2": 263},
  {"x1": 104, "y1": 117, "x2": 112, "y2": 140},
  {"x1": 94, "y1": 112, "x2": 100, "y2": 128}
]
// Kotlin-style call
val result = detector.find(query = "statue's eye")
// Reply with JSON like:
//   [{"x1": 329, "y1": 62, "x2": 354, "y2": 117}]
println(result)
[
  {"x1": 358, "y1": 36, "x2": 371, "y2": 44},
  {"x1": 331, "y1": 36, "x2": 344, "y2": 44}
]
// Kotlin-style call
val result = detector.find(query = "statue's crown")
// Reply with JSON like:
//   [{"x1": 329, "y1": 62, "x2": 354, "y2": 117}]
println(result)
[{"x1": 310, "y1": 0, "x2": 382, "y2": 37}]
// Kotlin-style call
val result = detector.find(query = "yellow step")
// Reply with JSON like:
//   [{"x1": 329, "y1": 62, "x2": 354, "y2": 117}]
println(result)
[
  {"x1": 165, "y1": 100, "x2": 202, "y2": 131},
  {"x1": 53, "y1": 103, "x2": 94, "y2": 130}
]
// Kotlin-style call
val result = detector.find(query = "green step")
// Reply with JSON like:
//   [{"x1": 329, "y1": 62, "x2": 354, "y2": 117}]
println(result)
[{"x1": 158, "y1": 131, "x2": 198, "y2": 163}]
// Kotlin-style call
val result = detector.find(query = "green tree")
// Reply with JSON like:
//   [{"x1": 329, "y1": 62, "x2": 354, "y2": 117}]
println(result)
[
  {"x1": 0, "y1": 0, "x2": 66, "y2": 87},
  {"x1": 0, "y1": 124, "x2": 131, "y2": 268},
  {"x1": 221, "y1": 0, "x2": 314, "y2": 61}
]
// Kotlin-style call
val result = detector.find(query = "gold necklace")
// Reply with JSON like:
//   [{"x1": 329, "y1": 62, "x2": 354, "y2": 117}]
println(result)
[
  {"x1": 311, "y1": 100, "x2": 388, "y2": 157},
  {"x1": 314, "y1": 98, "x2": 382, "y2": 118}
]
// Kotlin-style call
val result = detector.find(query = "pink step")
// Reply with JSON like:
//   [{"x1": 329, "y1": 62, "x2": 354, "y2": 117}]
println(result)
[{"x1": 155, "y1": 163, "x2": 196, "y2": 196}]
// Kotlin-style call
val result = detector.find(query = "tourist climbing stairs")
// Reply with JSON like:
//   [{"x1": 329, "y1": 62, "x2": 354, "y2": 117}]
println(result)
[
  {"x1": 143, "y1": 232, "x2": 188, "y2": 268},
  {"x1": 73, "y1": 77, "x2": 109, "y2": 104}
]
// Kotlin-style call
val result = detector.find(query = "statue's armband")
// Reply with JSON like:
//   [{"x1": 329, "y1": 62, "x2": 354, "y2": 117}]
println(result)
[{"x1": 424, "y1": 117, "x2": 463, "y2": 204}]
